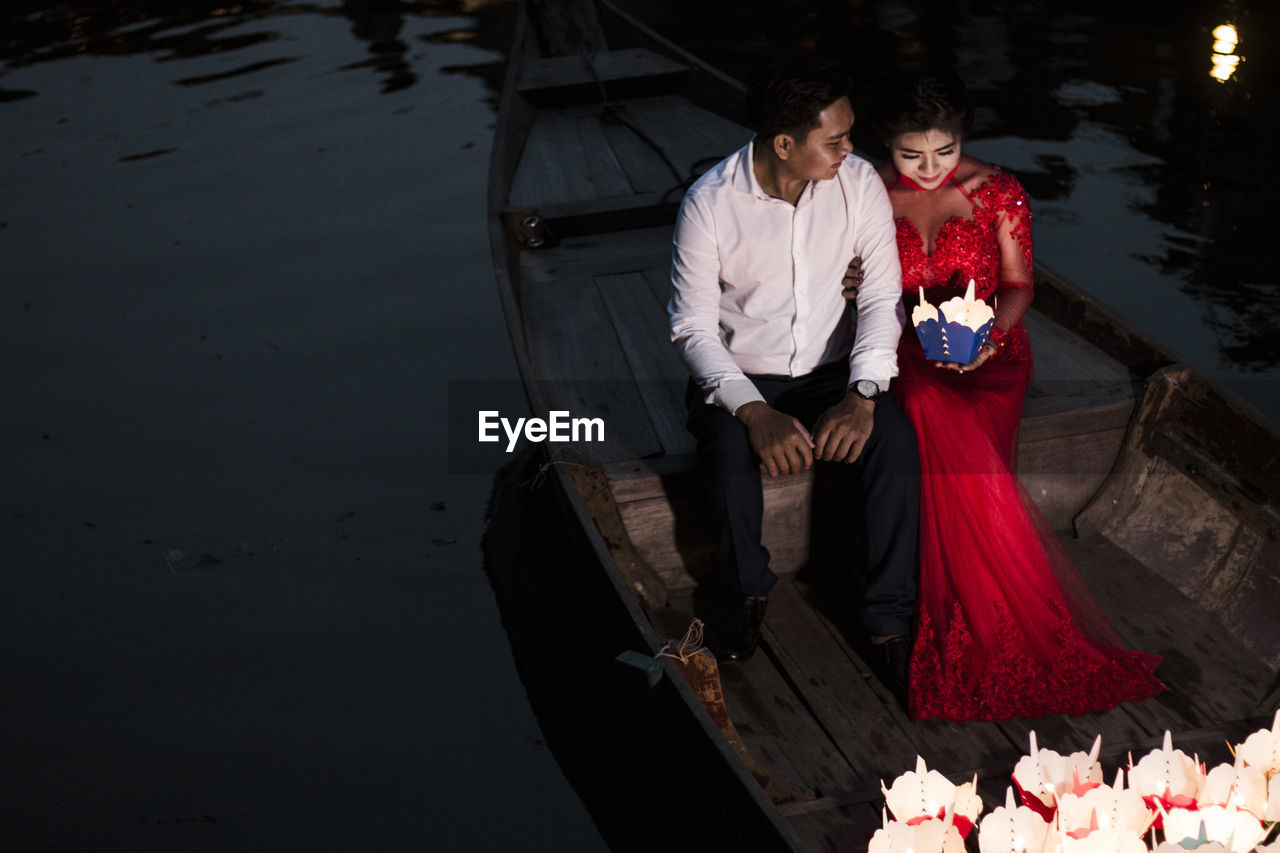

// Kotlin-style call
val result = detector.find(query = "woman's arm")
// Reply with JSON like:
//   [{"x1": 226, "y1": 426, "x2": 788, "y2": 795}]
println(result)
[{"x1": 989, "y1": 173, "x2": 1034, "y2": 337}]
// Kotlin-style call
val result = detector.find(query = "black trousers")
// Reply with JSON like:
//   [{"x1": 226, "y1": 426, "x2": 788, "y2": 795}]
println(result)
[{"x1": 686, "y1": 361, "x2": 920, "y2": 637}]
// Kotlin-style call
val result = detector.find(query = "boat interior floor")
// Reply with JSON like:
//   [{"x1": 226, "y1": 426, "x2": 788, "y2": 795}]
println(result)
[{"x1": 647, "y1": 532, "x2": 1277, "y2": 850}]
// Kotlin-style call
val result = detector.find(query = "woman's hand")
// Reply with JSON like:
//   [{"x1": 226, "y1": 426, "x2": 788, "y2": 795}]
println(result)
[
  {"x1": 841, "y1": 256, "x2": 863, "y2": 301},
  {"x1": 937, "y1": 344, "x2": 997, "y2": 373}
]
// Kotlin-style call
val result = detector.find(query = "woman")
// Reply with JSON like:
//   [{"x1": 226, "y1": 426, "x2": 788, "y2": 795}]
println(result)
[{"x1": 855, "y1": 68, "x2": 1164, "y2": 720}]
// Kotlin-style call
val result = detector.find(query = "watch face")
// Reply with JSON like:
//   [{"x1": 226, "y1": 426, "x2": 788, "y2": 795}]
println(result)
[{"x1": 856, "y1": 379, "x2": 879, "y2": 398}]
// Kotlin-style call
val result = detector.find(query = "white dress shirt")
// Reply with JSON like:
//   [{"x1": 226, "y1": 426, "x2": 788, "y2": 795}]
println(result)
[{"x1": 669, "y1": 141, "x2": 904, "y2": 414}]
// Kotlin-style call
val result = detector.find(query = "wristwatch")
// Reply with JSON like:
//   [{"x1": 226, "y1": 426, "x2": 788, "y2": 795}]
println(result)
[{"x1": 853, "y1": 379, "x2": 882, "y2": 401}]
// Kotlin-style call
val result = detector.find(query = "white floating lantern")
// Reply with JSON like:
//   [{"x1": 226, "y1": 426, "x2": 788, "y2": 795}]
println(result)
[
  {"x1": 1152, "y1": 841, "x2": 1230, "y2": 853},
  {"x1": 1162, "y1": 805, "x2": 1267, "y2": 853},
  {"x1": 881, "y1": 756, "x2": 983, "y2": 838},
  {"x1": 1012, "y1": 731, "x2": 1103, "y2": 820},
  {"x1": 1061, "y1": 825, "x2": 1148, "y2": 852},
  {"x1": 1129, "y1": 731, "x2": 1203, "y2": 820},
  {"x1": 1236, "y1": 709, "x2": 1280, "y2": 777},
  {"x1": 977, "y1": 787, "x2": 1054, "y2": 853},
  {"x1": 1058, "y1": 767, "x2": 1156, "y2": 838},
  {"x1": 1266, "y1": 773, "x2": 1280, "y2": 821},
  {"x1": 868, "y1": 805, "x2": 964, "y2": 853},
  {"x1": 1198, "y1": 755, "x2": 1267, "y2": 818}
]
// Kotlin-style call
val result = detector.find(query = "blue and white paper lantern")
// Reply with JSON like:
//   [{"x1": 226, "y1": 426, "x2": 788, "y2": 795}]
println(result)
[{"x1": 911, "y1": 279, "x2": 995, "y2": 364}]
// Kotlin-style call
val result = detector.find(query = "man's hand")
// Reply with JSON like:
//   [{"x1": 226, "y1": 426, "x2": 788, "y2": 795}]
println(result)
[
  {"x1": 812, "y1": 392, "x2": 875, "y2": 463},
  {"x1": 736, "y1": 402, "x2": 815, "y2": 477},
  {"x1": 841, "y1": 256, "x2": 864, "y2": 301}
]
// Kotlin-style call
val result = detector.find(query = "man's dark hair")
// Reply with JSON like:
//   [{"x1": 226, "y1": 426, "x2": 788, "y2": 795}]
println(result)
[
  {"x1": 747, "y1": 56, "x2": 852, "y2": 143},
  {"x1": 868, "y1": 65, "x2": 974, "y2": 146}
]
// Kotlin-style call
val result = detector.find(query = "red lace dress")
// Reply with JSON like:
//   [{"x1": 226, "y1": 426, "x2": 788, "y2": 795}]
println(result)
[{"x1": 889, "y1": 166, "x2": 1164, "y2": 721}]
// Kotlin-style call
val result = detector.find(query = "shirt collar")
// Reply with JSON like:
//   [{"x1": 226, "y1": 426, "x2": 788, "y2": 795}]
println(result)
[
  {"x1": 732, "y1": 139, "x2": 764, "y2": 198},
  {"x1": 737, "y1": 137, "x2": 818, "y2": 205}
]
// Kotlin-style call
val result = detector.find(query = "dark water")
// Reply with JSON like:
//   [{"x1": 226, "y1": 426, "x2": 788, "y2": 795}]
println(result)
[
  {"x1": 1, "y1": 2, "x2": 605, "y2": 849},
  {"x1": 1, "y1": 0, "x2": 1274, "y2": 850}
]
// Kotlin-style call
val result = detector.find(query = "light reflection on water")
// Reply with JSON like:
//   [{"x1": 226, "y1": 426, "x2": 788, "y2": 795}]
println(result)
[{"x1": 0, "y1": 1, "x2": 510, "y2": 100}]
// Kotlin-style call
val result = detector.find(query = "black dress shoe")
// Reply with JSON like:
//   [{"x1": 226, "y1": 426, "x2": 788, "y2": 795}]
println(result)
[
  {"x1": 715, "y1": 595, "x2": 768, "y2": 662},
  {"x1": 873, "y1": 635, "x2": 911, "y2": 707}
]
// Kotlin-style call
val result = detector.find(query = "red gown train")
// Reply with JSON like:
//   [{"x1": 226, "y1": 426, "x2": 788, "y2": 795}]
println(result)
[{"x1": 889, "y1": 168, "x2": 1164, "y2": 721}]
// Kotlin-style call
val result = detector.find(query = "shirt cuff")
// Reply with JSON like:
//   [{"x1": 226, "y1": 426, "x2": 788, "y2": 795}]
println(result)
[
  {"x1": 848, "y1": 352, "x2": 899, "y2": 394},
  {"x1": 712, "y1": 379, "x2": 765, "y2": 416}
]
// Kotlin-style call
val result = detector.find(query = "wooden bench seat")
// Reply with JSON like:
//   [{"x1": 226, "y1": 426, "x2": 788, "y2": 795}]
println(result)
[{"x1": 517, "y1": 47, "x2": 690, "y2": 103}]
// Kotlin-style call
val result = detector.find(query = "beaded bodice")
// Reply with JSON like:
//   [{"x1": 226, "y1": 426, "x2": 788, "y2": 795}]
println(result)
[
  {"x1": 893, "y1": 170, "x2": 1034, "y2": 362},
  {"x1": 895, "y1": 170, "x2": 1032, "y2": 302}
]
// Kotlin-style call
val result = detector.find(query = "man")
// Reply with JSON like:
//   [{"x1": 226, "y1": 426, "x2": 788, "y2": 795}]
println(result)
[{"x1": 668, "y1": 57, "x2": 919, "y2": 701}]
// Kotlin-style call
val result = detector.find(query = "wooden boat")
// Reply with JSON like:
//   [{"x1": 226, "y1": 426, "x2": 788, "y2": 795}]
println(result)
[{"x1": 484, "y1": 1, "x2": 1280, "y2": 849}]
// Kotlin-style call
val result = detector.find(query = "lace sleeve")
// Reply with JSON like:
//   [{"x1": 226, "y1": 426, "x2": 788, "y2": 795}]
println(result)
[{"x1": 990, "y1": 173, "x2": 1034, "y2": 332}]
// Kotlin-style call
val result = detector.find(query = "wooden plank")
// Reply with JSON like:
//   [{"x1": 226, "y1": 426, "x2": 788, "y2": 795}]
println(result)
[
  {"x1": 603, "y1": 118, "x2": 686, "y2": 195},
  {"x1": 611, "y1": 95, "x2": 741, "y2": 183},
  {"x1": 519, "y1": 190, "x2": 676, "y2": 237},
  {"x1": 1017, "y1": 427, "x2": 1125, "y2": 531},
  {"x1": 595, "y1": 271, "x2": 693, "y2": 456},
  {"x1": 517, "y1": 46, "x2": 688, "y2": 98},
  {"x1": 617, "y1": 467, "x2": 818, "y2": 590},
  {"x1": 593, "y1": 272, "x2": 680, "y2": 380},
  {"x1": 566, "y1": 463, "x2": 668, "y2": 609},
  {"x1": 520, "y1": 260, "x2": 664, "y2": 463},
  {"x1": 786, "y1": 802, "x2": 885, "y2": 853},
  {"x1": 994, "y1": 701, "x2": 1167, "y2": 777},
  {"x1": 1108, "y1": 689, "x2": 1197, "y2": 743},
  {"x1": 790, "y1": 576, "x2": 1025, "y2": 777},
  {"x1": 1063, "y1": 533, "x2": 1272, "y2": 725},
  {"x1": 509, "y1": 115, "x2": 578, "y2": 209},
  {"x1": 1023, "y1": 309, "x2": 1135, "y2": 385},
  {"x1": 558, "y1": 111, "x2": 635, "y2": 200},
  {"x1": 519, "y1": 224, "x2": 671, "y2": 281},
  {"x1": 1021, "y1": 382, "x2": 1134, "y2": 440},
  {"x1": 526, "y1": 0, "x2": 606, "y2": 56},
  {"x1": 607, "y1": 451, "x2": 698, "y2": 502},
  {"x1": 593, "y1": 0, "x2": 750, "y2": 126},
  {"x1": 716, "y1": 644, "x2": 865, "y2": 799},
  {"x1": 663, "y1": 95, "x2": 753, "y2": 164},
  {"x1": 509, "y1": 111, "x2": 634, "y2": 207},
  {"x1": 598, "y1": 95, "x2": 743, "y2": 197},
  {"x1": 761, "y1": 581, "x2": 928, "y2": 786},
  {"x1": 642, "y1": 264, "x2": 673, "y2": 310}
]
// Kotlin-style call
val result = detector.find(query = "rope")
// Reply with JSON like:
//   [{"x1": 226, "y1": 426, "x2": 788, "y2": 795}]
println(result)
[
  {"x1": 519, "y1": 459, "x2": 593, "y2": 492},
  {"x1": 656, "y1": 618, "x2": 708, "y2": 663},
  {"x1": 576, "y1": 50, "x2": 718, "y2": 205}
]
